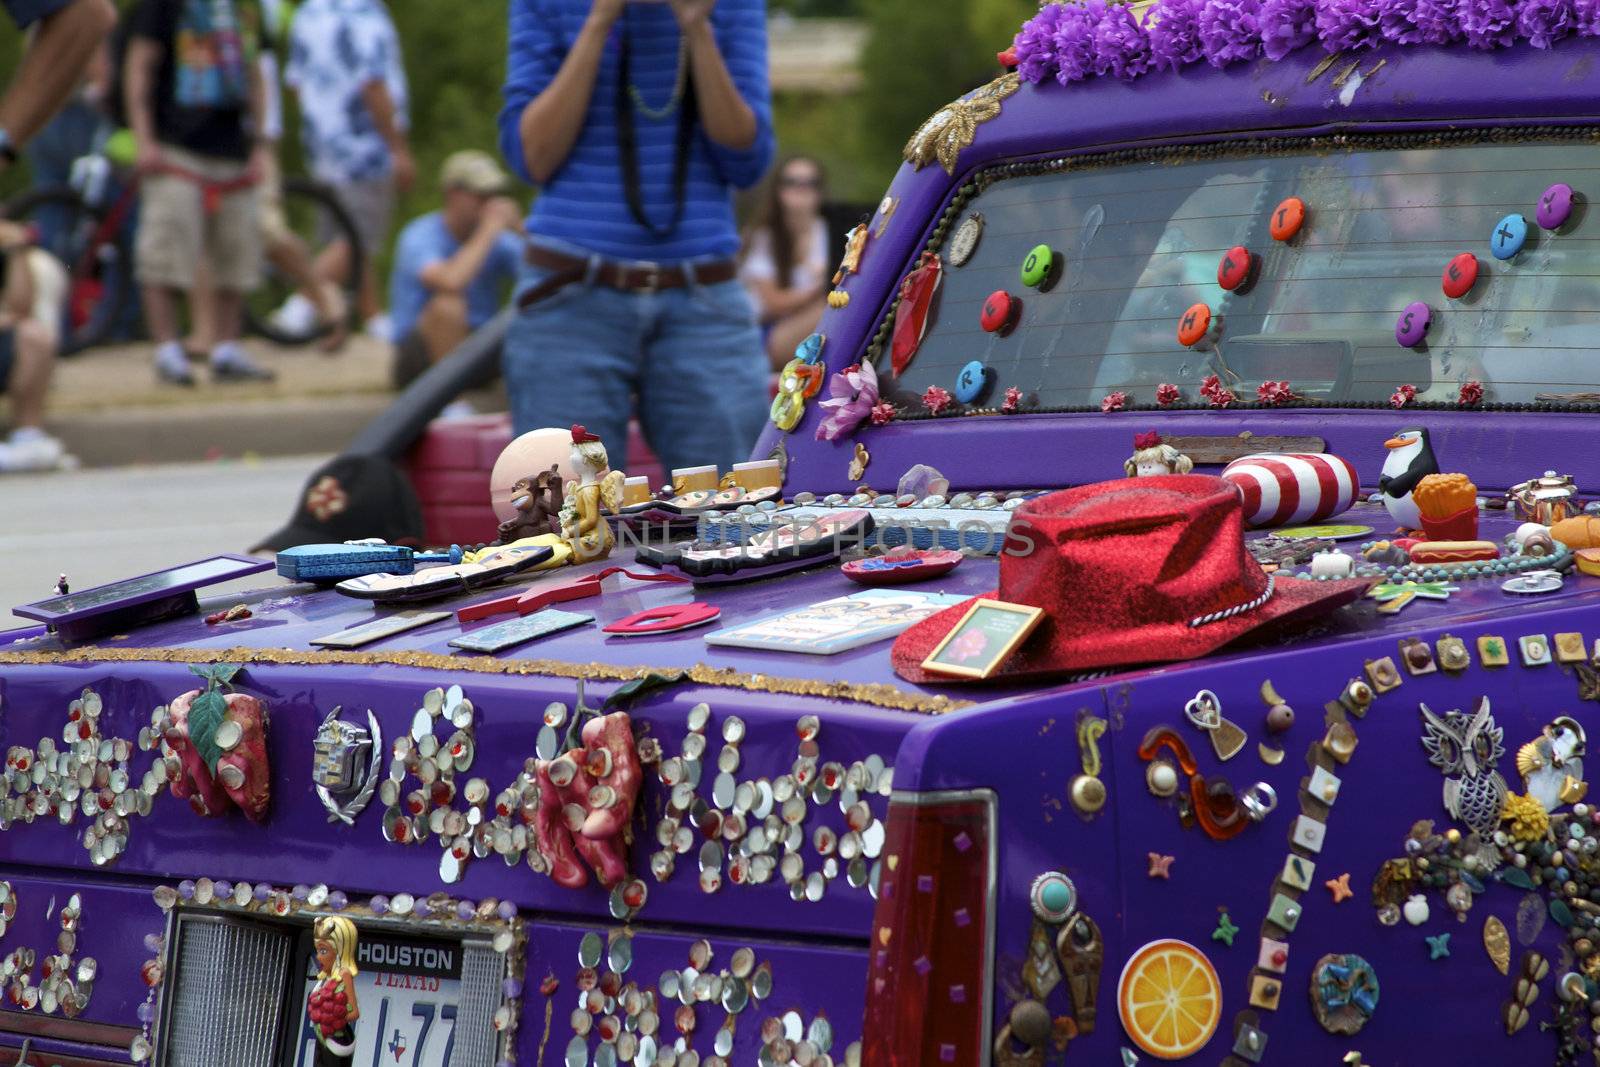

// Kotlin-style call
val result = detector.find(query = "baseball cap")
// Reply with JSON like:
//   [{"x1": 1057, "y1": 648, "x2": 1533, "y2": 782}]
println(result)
[{"x1": 441, "y1": 150, "x2": 511, "y2": 196}]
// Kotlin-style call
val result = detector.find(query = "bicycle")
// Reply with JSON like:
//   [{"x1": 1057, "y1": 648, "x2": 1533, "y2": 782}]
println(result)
[{"x1": 0, "y1": 148, "x2": 364, "y2": 354}]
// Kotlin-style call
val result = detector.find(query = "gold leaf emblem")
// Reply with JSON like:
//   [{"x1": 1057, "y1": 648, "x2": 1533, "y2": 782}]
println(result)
[
  {"x1": 903, "y1": 72, "x2": 1022, "y2": 175},
  {"x1": 1483, "y1": 914, "x2": 1511, "y2": 976}
]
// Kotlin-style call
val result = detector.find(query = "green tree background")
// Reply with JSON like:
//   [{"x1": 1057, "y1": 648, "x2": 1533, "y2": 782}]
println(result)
[{"x1": 0, "y1": 0, "x2": 1030, "y2": 254}]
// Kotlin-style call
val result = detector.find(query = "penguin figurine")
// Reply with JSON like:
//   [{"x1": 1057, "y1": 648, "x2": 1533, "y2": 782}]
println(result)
[{"x1": 1379, "y1": 427, "x2": 1438, "y2": 531}]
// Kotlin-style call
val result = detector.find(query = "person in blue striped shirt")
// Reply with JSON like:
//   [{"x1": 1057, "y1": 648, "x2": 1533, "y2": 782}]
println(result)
[{"x1": 499, "y1": 0, "x2": 774, "y2": 476}]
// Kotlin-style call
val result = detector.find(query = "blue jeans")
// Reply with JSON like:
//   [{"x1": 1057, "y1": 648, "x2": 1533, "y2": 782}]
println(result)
[{"x1": 502, "y1": 257, "x2": 769, "y2": 476}]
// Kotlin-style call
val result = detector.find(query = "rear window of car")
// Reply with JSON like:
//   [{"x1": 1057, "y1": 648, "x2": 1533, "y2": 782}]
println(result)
[{"x1": 886, "y1": 133, "x2": 1600, "y2": 410}]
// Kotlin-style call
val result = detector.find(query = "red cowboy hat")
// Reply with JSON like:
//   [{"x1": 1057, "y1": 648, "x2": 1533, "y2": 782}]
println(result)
[
  {"x1": 571, "y1": 424, "x2": 602, "y2": 444},
  {"x1": 892, "y1": 474, "x2": 1370, "y2": 684}
]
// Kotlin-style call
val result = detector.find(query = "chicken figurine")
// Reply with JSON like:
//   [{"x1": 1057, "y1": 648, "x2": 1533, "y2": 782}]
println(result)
[
  {"x1": 1379, "y1": 427, "x2": 1439, "y2": 532},
  {"x1": 1516, "y1": 717, "x2": 1587, "y2": 811}
]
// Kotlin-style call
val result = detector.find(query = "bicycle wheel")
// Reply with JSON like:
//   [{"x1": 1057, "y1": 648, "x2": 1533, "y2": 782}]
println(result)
[
  {"x1": 2, "y1": 185, "x2": 134, "y2": 354},
  {"x1": 244, "y1": 176, "x2": 365, "y2": 347}
]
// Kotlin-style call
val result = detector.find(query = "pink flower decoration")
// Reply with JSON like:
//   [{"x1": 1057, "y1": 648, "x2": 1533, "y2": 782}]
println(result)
[
  {"x1": 1390, "y1": 383, "x2": 1418, "y2": 408},
  {"x1": 869, "y1": 402, "x2": 897, "y2": 426},
  {"x1": 814, "y1": 360, "x2": 880, "y2": 442},
  {"x1": 922, "y1": 385, "x2": 953, "y2": 415},
  {"x1": 947, "y1": 628, "x2": 990, "y2": 664},
  {"x1": 1156, "y1": 383, "x2": 1182, "y2": 406},
  {"x1": 1002, "y1": 386, "x2": 1023, "y2": 414},
  {"x1": 1101, "y1": 391, "x2": 1129, "y2": 413},
  {"x1": 1209, "y1": 387, "x2": 1237, "y2": 408},
  {"x1": 1199, "y1": 373, "x2": 1224, "y2": 399},
  {"x1": 1458, "y1": 379, "x2": 1484, "y2": 406},
  {"x1": 1256, "y1": 379, "x2": 1295, "y2": 405}
]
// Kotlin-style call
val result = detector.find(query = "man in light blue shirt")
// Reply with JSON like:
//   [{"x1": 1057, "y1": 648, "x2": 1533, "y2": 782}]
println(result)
[{"x1": 388, "y1": 151, "x2": 523, "y2": 388}]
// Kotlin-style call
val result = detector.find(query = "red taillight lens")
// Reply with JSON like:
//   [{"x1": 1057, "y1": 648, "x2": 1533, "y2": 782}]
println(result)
[{"x1": 862, "y1": 792, "x2": 994, "y2": 1067}]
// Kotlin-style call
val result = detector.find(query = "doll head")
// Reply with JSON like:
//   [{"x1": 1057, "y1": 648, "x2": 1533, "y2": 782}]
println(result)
[
  {"x1": 313, "y1": 915, "x2": 359, "y2": 979},
  {"x1": 569, "y1": 425, "x2": 609, "y2": 478},
  {"x1": 1125, "y1": 431, "x2": 1194, "y2": 478}
]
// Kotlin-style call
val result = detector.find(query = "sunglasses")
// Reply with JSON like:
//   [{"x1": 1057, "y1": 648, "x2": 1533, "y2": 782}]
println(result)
[{"x1": 779, "y1": 176, "x2": 822, "y2": 190}]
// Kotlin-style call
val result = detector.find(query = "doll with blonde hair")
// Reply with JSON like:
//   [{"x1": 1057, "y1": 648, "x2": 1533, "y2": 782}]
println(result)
[
  {"x1": 306, "y1": 915, "x2": 360, "y2": 1065},
  {"x1": 559, "y1": 425, "x2": 626, "y2": 564},
  {"x1": 1125, "y1": 431, "x2": 1194, "y2": 478}
]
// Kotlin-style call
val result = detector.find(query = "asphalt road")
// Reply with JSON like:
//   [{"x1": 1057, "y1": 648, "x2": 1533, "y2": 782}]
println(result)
[{"x1": 0, "y1": 455, "x2": 327, "y2": 620}]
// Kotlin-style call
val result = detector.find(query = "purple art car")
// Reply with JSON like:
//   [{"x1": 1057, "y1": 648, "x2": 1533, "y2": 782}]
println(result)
[{"x1": 9, "y1": 10, "x2": 1600, "y2": 1067}]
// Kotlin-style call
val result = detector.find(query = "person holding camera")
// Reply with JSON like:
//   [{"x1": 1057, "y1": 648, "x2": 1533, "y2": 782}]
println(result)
[{"x1": 498, "y1": 0, "x2": 774, "y2": 475}]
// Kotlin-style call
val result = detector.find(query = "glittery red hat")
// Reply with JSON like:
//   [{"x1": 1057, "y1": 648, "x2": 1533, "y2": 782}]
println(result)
[{"x1": 892, "y1": 475, "x2": 1370, "y2": 684}]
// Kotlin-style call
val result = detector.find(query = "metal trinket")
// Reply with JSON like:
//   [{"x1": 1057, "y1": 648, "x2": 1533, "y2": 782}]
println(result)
[
  {"x1": 313, "y1": 706, "x2": 382, "y2": 826},
  {"x1": 1419, "y1": 697, "x2": 1508, "y2": 842},
  {"x1": 1183, "y1": 690, "x2": 1246, "y2": 761}
]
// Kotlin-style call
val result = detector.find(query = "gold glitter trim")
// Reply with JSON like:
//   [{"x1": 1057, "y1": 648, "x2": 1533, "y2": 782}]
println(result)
[
  {"x1": 0, "y1": 647, "x2": 970, "y2": 715},
  {"x1": 903, "y1": 72, "x2": 1021, "y2": 175}
]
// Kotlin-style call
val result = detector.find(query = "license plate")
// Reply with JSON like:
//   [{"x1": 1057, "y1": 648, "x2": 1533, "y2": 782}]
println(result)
[{"x1": 291, "y1": 933, "x2": 464, "y2": 1067}]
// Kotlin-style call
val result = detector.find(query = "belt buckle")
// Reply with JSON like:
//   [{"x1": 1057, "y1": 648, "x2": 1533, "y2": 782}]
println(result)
[{"x1": 636, "y1": 261, "x2": 663, "y2": 295}]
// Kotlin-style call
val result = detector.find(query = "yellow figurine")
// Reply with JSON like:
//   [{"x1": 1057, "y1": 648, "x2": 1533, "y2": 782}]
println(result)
[
  {"x1": 560, "y1": 425, "x2": 625, "y2": 564},
  {"x1": 307, "y1": 916, "x2": 360, "y2": 1066}
]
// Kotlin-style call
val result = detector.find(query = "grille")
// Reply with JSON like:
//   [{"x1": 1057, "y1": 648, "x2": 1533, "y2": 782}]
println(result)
[
  {"x1": 163, "y1": 915, "x2": 294, "y2": 1067},
  {"x1": 449, "y1": 941, "x2": 504, "y2": 1067}
]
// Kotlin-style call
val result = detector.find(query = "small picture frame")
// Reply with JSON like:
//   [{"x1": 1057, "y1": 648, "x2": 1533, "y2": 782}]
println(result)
[{"x1": 920, "y1": 598, "x2": 1045, "y2": 679}]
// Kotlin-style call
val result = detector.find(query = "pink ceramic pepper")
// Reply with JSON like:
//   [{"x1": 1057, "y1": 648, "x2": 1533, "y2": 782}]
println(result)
[
  {"x1": 552, "y1": 751, "x2": 628, "y2": 887},
  {"x1": 165, "y1": 690, "x2": 233, "y2": 816},
  {"x1": 533, "y1": 760, "x2": 589, "y2": 889},
  {"x1": 579, "y1": 712, "x2": 641, "y2": 841},
  {"x1": 213, "y1": 693, "x2": 270, "y2": 821}
]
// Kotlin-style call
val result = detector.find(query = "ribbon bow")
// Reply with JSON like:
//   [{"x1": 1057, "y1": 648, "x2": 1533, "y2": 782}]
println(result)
[{"x1": 1133, "y1": 431, "x2": 1163, "y2": 451}]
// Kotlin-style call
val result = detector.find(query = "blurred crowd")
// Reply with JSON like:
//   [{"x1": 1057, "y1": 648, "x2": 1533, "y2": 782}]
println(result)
[{"x1": 0, "y1": 0, "x2": 831, "y2": 476}]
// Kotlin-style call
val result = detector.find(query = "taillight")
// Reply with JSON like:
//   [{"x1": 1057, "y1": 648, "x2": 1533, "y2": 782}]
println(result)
[{"x1": 862, "y1": 790, "x2": 996, "y2": 1066}]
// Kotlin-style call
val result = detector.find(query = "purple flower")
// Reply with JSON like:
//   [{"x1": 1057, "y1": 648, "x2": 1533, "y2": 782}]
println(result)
[
  {"x1": 1148, "y1": 0, "x2": 1208, "y2": 68},
  {"x1": 1384, "y1": 0, "x2": 1463, "y2": 41},
  {"x1": 1095, "y1": 3, "x2": 1156, "y2": 78},
  {"x1": 1460, "y1": 0, "x2": 1517, "y2": 47},
  {"x1": 1260, "y1": 0, "x2": 1318, "y2": 57},
  {"x1": 1577, "y1": 0, "x2": 1600, "y2": 34},
  {"x1": 1198, "y1": 0, "x2": 1265, "y2": 67},
  {"x1": 1053, "y1": 0, "x2": 1108, "y2": 82},
  {"x1": 1519, "y1": 0, "x2": 1578, "y2": 46},
  {"x1": 815, "y1": 360, "x2": 881, "y2": 442},
  {"x1": 1316, "y1": 0, "x2": 1383, "y2": 48},
  {"x1": 1015, "y1": 3, "x2": 1072, "y2": 82}
]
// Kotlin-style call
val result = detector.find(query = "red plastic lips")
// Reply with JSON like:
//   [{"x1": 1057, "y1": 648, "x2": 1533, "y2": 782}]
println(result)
[
  {"x1": 891, "y1": 252, "x2": 944, "y2": 376},
  {"x1": 891, "y1": 475, "x2": 1369, "y2": 684},
  {"x1": 1442, "y1": 253, "x2": 1479, "y2": 299}
]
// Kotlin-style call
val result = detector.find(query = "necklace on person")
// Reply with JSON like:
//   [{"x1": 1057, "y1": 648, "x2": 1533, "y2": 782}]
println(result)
[{"x1": 627, "y1": 35, "x2": 688, "y2": 120}]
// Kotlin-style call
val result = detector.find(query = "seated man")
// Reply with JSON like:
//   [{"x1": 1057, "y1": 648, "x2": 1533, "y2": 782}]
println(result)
[
  {"x1": 0, "y1": 220, "x2": 70, "y2": 472},
  {"x1": 389, "y1": 150, "x2": 524, "y2": 389}
]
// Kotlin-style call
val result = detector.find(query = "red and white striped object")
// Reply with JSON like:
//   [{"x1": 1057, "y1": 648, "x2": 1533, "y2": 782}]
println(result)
[{"x1": 1221, "y1": 452, "x2": 1360, "y2": 528}]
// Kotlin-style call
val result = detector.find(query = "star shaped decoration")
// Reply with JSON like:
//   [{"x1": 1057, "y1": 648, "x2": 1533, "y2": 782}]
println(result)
[
  {"x1": 1212, "y1": 912, "x2": 1240, "y2": 947},
  {"x1": 1147, "y1": 852, "x2": 1175, "y2": 879},
  {"x1": 1325, "y1": 873, "x2": 1353, "y2": 903},
  {"x1": 1426, "y1": 932, "x2": 1451, "y2": 960}
]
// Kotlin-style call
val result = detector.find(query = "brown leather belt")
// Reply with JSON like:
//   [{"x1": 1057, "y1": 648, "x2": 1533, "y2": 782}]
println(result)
[{"x1": 518, "y1": 245, "x2": 738, "y2": 308}]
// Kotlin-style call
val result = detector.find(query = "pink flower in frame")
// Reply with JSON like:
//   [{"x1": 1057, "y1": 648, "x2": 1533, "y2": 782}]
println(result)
[
  {"x1": 869, "y1": 402, "x2": 897, "y2": 426},
  {"x1": 1209, "y1": 387, "x2": 1236, "y2": 409},
  {"x1": 1457, "y1": 379, "x2": 1484, "y2": 406},
  {"x1": 1156, "y1": 383, "x2": 1182, "y2": 406},
  {"x1": 1002, "y1": 387, "x2": 1023, "y2": 414},
  {"x1": 1390, "y1": 383, "x2": 1418, "y2": 408},
  {"x1": 922, "y1": 386, "x2": 953, "y2": 415},
  {"x1": 1101, "y1": 391, "x2": 1129, "y2": 413}
]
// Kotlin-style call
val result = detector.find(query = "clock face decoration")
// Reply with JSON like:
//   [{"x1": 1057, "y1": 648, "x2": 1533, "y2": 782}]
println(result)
[{"x1": 948, "y1": 212, "x2": 984, "y2": 267}]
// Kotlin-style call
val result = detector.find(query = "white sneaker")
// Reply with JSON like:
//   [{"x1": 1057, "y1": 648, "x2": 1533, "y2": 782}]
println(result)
[
  {"x1": 270, "y1": 293, "x2": 318, "y2": 335},
  {"x1": 0, "y1": 431, "x2": 67, "y2": 472},
  {"x1": 364, "y1": 312, "x2": 393, "y2": 343}
]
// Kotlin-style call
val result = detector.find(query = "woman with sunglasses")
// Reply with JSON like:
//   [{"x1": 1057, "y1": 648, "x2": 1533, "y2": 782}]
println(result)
[
  {"x1": 739, "y1": 155, "x2": 829, "y2": 370},
  {"x1": 499, "y1": 0, "x2": 774, "y2": 476}
]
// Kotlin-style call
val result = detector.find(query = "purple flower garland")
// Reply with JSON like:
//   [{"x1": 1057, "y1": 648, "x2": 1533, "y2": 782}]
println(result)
[{"x1": 1013, "y1": 0, "x2": 1592, "y2": 83}]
